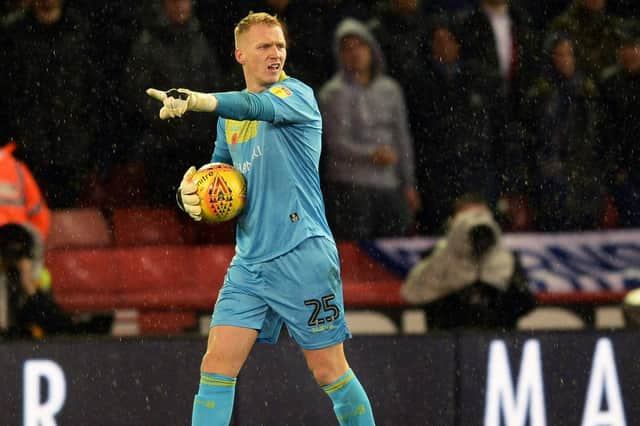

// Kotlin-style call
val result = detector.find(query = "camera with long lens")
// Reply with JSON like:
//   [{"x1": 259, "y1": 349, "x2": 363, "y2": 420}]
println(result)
[
  {"x1": 0, "y1": 224, "x2": 36, "y2": 327},
  {"x1": 1, "y1": 232, "x2": 33, "y2": 264},
  {"x1": 468, "y1": 223, "x2": 497, "y2": 259},
  {"x1": 1, "y1": 223, "x2": 34, "y2": 267},
  {"x1": 448, "y1": 206, "x2": 500, "y2": 261}
]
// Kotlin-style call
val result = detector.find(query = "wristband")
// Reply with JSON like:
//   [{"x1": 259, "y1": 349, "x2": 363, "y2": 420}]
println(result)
[{"x1": 176, "y1": 188, "x2": 185, "y2": 212}]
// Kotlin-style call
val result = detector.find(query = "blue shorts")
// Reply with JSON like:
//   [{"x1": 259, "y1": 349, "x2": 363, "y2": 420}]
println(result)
[{"x1": 210, "y1": 236, "x2": 352, "y2": 350}]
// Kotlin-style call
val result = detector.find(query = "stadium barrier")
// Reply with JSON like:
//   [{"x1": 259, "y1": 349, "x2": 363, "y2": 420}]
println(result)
[
  {"x1": 1, "y1": 332, "x2": 638, "y2": 425},
  {"x1": 44, "y1": 230, "x2": 640, "y2": 333}
]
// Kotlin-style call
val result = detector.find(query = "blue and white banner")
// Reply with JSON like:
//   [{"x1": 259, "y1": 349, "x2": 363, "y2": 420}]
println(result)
[{"x1": 362, "y1": 230, "x2": 640, "y2": 293}]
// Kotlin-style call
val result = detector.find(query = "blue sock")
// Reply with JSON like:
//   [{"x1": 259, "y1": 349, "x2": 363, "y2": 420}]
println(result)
[
  {"x1": 322, "y1": 369, "x2": 375, "y2": 425},
  {"x1": 191, "y1": 373, "x2": 236, "y2": 426}
]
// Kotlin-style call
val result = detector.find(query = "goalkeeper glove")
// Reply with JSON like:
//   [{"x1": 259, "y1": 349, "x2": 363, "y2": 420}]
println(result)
[
  {"x1": 146, "y1": 88, "x2": 218, "y2": 120},
  {"x1": 176, "y1": 166, "x2": 202, "y2": 221}
]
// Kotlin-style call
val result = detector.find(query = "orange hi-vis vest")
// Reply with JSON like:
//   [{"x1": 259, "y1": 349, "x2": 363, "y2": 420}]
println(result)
[{"x1": 0, "y1": 142, "x2": 51, "y2": 240}]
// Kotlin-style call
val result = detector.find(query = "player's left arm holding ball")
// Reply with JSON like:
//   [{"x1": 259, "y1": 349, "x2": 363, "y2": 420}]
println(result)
[{"x1": 146, "y1": 87, "x2": 277, "y2": 221}]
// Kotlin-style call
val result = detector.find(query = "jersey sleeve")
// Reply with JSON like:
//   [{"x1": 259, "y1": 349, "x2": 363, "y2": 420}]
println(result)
[
  {"x1": 211, "y1": 118, "x2": 232, "y2": 164},
  {"x1": 262, "y1": 79, "x2": 320, "y2": 125},
  {"x1": 213, "y1": 78, "x2": 319, "y2": 125}
]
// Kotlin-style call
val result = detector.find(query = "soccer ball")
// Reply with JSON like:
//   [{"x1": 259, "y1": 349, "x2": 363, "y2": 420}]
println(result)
[{"x1": 192, "y1": 163, "x2": 247, "y2": 223}]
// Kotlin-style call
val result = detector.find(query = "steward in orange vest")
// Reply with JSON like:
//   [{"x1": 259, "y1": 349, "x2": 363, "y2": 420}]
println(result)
[
  {"x1": 0, "y1": 141, "x2": 51, "y2": 240},
  {"x1": 1, "y1": 141, "x2": 56, "y2": 336}
]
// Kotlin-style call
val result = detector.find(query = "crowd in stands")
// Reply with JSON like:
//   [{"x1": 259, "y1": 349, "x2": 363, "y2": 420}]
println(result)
[{"x1": 1, "y1": 0, "x2": 639, "y2": 238}]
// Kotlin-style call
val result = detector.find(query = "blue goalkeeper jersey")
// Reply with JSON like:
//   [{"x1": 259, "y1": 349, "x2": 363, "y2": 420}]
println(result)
[{"x1": 210, "y1": 74, "x2": 333, "y2": 263}]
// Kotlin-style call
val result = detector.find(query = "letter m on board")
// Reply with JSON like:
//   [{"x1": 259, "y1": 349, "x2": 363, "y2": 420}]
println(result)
[{"x1": 484, "y1": 340, "x2": 547, "y2": 426}]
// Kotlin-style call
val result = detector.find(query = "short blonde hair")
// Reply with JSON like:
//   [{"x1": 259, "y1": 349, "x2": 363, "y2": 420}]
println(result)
[{"x1": 234, "y1": 12, "x2": 285, "y2": 48}]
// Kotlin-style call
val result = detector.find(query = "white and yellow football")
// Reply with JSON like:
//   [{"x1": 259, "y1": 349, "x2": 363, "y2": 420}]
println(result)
[{"x1": 192, "y1": 163, "x2": 247, "y2": 223}]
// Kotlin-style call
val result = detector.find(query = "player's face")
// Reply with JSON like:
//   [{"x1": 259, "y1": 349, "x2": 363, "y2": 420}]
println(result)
[{"x1": 236, "y1": 23, "x2": 287, "y2": 93}]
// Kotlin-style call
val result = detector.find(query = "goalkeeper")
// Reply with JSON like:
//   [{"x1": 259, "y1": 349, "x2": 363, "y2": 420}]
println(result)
[{"x1": 147, "y1": 12, "x2": 375, "y2": 426}]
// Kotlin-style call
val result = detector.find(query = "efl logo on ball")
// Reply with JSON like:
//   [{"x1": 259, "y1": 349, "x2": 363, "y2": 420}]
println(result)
[{"x1": 193, "y1": 163, "x2": 247, "y2": 223}]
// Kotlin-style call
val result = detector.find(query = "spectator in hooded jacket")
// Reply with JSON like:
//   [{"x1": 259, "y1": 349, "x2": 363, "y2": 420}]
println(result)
[{"x1": 318, "y1": 18, "x2": 420, "y2": 240}]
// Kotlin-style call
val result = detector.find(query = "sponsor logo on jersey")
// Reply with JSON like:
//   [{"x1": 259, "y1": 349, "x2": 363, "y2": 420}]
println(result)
[
  {"x1": 269, "y1": 85, "x2": 292, "y2": 99},
  {"x1": 237, "y1": 145, "x2": 264, "y2": 174},
  {"x1": 225, "y1": 119, "x2": 258, "y2": 144}
]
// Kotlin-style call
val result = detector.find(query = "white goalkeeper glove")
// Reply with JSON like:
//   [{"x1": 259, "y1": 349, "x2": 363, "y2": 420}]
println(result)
[
  {"x1": 177, "y1": 166, "x2": 202, "y2": 221},
  {"x1": 146, "y1": 88, "x2": 218, "y2": 120}
]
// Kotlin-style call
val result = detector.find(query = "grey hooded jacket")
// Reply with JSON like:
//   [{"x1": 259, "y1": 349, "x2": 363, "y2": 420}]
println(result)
[{"x1": 318, "y1": 18, "x2": 416, "y2": 190}]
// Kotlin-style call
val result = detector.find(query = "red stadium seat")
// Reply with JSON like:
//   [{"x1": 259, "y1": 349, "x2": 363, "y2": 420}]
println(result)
[
  {"x1": 113, "y1": 246, "x2": 194, "y2": 301},
  {"x1": 46, "y1": 248, "x2": 121, "y2": 311},
  {"x1": 138, "y1": 311, "x2": 198, "y2": 335},
  {"x1": 112, "y1": 208, "x2": 185, "y2": 246},
  {"x1": 191, "y1": 245, "x2": 234, "y2": 286},
  {"x1": 47, "y1": 208, "x2": 112, "y2": 249},
  {"x1": 102, "y1": 162, "x2": 149, "y2": 208},
  {"x1": 46, "y1": 249, "x2": 119, "y2": 293},
  {"x1": 183, "y1": 220, "x2": 236, "y2": 245},
  {"x1": 190, "y1": 245, "x2": 235, "y2": 308},
  {"x1": 44, "y1": 235, "x2": 630, "y2": 335}
]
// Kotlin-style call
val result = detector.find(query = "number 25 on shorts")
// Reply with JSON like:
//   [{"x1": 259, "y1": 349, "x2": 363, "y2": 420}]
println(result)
[{"x1": 304, "y1": 295, "x2": 340, "y2": 326}]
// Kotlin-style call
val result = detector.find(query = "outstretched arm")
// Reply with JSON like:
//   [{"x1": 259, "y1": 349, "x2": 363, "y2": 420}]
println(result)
[
  {"x1": 146, "y1": 88, "x2": 275, "y2": 122},
  {"x1": 146, "y1": 88, "x2": 218, "y2": 120}
]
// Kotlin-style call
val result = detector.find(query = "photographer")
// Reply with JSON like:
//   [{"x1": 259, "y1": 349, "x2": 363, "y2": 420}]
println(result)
[
  {"x1": 401, "y1": 196, "x2": 536, "y2": 330},
  {"x1": 0, "y1": 136, "x2": 70, "y2": 338}
]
